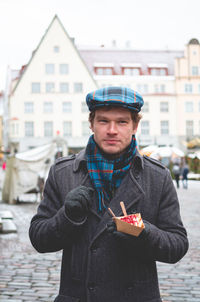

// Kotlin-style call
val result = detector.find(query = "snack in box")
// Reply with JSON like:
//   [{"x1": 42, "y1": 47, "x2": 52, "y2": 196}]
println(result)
[
  {"x1": 113, "y1": 213, "x2": 145, "y2": 237},
  {"x1": 108, "y1": 202, "x2": 145, "y2": 237}
]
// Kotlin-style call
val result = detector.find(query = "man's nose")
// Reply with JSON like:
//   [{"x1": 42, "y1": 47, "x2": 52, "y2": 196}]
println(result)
[{"x1": 107, "y1": 122, "x2": 117, "y2": 134}]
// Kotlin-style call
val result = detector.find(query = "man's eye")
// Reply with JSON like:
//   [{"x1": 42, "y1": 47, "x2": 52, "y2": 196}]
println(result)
[
  {"x1": 119, "y1": 121, "x2": 127, "y2": 124},
  {"x1": 99, "y1": 120, "x2": 107, "y2": 123}
]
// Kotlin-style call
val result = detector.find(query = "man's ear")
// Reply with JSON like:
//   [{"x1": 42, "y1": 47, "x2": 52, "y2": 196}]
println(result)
[
  {"x1": 132, "y1": 122, "x2": 139, "y2": 135},
  {"x1": 89, "y1": 122, "x2": 94, "y2": 132}
]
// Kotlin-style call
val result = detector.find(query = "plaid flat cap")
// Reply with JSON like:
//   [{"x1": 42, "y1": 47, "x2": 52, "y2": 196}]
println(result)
[{"x1": 86, "y1": 86, "x2": 144, "y2": 112}]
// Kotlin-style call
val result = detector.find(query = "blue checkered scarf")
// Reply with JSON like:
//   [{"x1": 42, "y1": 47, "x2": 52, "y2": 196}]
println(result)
[{"x1": 86, "y1": 135, "x2": 137, "y2": 212}]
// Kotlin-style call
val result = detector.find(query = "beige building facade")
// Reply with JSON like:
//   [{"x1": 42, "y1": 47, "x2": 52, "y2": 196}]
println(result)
[{"x1": 175, "y1": 39, "x2": 200, "y2": 147}]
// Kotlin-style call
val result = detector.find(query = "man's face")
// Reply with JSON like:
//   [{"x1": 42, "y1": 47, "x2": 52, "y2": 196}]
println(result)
[{"x1": 90, "y1": 107, "x2": 138, "y2": 156}]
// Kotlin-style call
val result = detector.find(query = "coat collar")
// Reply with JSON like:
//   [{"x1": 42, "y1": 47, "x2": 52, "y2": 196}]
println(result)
[
  {"x1": 73, "y1": 149, "x2": 87, "y2": 172},
  {"x1": 73, "y1": 148, "x2": 144, "y2": 173}
]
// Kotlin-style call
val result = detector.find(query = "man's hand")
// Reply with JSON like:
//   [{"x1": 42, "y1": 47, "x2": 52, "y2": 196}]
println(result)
[
  {"x1": 107, "y1": 220, "x2": 150, "y2": 241},
  {"x1": 65, "y1": 186, "x2": 94, "y2": 222}
]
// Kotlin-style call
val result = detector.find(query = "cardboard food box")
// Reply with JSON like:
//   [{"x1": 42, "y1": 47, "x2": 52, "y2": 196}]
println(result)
[{"x1": 113, "y1": 213, "x2": 145, "y2": 237}]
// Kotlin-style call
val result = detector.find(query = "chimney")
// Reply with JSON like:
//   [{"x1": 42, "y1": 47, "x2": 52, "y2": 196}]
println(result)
[
  {"x1": 112, "y1": 40, "x2": 117, "y2": 48},
  {"x1": 70, "y1": 37, "x2": 75, "y2": 44}
]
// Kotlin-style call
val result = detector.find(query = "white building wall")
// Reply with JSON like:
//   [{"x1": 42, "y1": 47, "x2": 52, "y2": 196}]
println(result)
[{"x1": 9, "y1": 16, "x2": 97, "y2": 152}]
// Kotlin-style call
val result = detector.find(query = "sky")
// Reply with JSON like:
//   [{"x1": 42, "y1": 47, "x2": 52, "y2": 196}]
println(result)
[{"x1": 0, "y1": 0, "x2": 200, "y2": 90}]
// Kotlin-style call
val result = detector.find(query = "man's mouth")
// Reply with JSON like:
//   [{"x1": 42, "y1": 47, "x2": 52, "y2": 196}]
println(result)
[{"x1": 105, "y1": 139, "x2": 119, "y2": 144}]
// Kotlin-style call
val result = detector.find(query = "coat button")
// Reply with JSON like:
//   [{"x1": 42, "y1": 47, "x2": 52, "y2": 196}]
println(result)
[
  {"x1": 88, "y1": 282, "x2": 96, "y2": 291},
  {"x1": 91, "y1": 245, "x2": 97, "y2": 253}
]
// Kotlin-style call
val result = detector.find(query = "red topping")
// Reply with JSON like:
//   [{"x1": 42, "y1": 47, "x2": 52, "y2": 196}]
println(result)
[{"x1": 120, "y1": 214, "x2": 143, "y2": 227}]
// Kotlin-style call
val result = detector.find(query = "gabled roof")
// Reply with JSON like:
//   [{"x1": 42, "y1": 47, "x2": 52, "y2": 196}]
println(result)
[
  {"x1": 12, "y1": 15, "x2": 96, "y2": 93},
  {"x1": 79, "y1": 48, "x2": 183, "y2": 75}
]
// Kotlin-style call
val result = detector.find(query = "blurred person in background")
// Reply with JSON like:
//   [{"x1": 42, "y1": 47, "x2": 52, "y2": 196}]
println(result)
[
  {"x1": 172, "y1": 163, "x2": 181, "y2": 188},
  {"x1": 182, "y1": 163, "x2": 189, "y2": 189}
]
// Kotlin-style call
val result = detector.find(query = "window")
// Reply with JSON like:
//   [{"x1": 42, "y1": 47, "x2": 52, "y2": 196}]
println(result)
[
  {"x1": 95, "y1": 67, "x2": 113, "y2": 75},
  {"x1": 104, "y1": 68, "x2": 113, "y2": 75},
  {"x1": 151, "y1": 69, "x2": 157, "y2": 76},
  {"x1": 160, "y1": 121, "x2": 169, "y2": 135},
  {"x1": 46, "y1": 82, "x2": 55, "y2": 93},
  {"x1": 160, "y1": 69, "x2": 166, "y2": 76},
  {"x1": 11, "y1": 122, "x2": 19, "y2": 135},
  {"x1": 154, "y1": 85, "x2": 159, "y2": 93},
  {"x1": 44, "y1": 121, "x2": 53, "y2": 137},
  {"x1": 24, "y1": 102, "x2": 34, "y2": 113},
  {"x1": 44, "y1": 102, "x2": 53, "y2": 113},
  {"x1": 63, "y1": 102, "x2": 72, "y2": 113},
  {"x1": 74, "y1": 82, "x2": 83, "y2": 93},
  {"x1": 142, "y1": 102, "x2": 149, "y2": 113},
  {"x1": 124, "y1": 68, "x2": 140, "y2": 76},
  {"x1": 25, "y1": 122, "x2": 34, "y2": 137},
  {"x1": 185, "y1": 102, "x2": 193, "y2": 113},
  {"x1": 31, "y1": 82, "x2": 40, "y2": 93},
  {"x1": 150, "y1": 68, "x2": 167, "y2": 76},
  {"x1": 185, "y1": 84, "x2": 193, "y2": 93},
  {"x1": 160, "y1": 84, "x2": 165, "y2": 93},
  {"x1": 81, "y1": 102, "x2": 88, "y2": 113},
  {"x1": 63, "y1": 121, "x2": 72, "y2": 137},
  {"x1": 160, "y1": 102, "x2": 169, "y2": 112},
  {"x1": 54, "y1": 46, "x2": 60, "y2": 53},
  {"x1": 154, "y1": 84, "x2": 165, "y2": 93},
  {"x1": 192, "y1": 66, "x2": 199, "y2": 75},
  {"x1": 96, "y1": 68, "x2": 104, "y2": 75},
  {"x1": 60, "y1": 82, "x2": 69, "y2": 93},
  {"x1": 186, "y1": 121, "x2": 193, "y2": 137},
  {"x1": 60, "y1": 64, "x2": 69, "y2": 74},
  {"x1": 141, "y1": 121, "x2": 149, "y2": 135},
  {"x1": 82, "y1": 121, "x2": 90, "y2": 136},
  {"x1": 136, "y1": 84, "x2": 148, "y2": 94},
  {"x1": 45, "y1": 64, "x2": 55, "y2": 74}
]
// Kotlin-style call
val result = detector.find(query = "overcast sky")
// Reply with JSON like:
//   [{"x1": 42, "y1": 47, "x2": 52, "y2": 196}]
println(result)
[{"x1": 0, "y1": 0, "x2": 200, "y2": 90}]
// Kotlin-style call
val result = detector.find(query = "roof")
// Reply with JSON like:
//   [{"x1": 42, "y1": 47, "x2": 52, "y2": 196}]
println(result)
[
  {"x1": 79, "y1": 48, "x2": 183, "y2": 75},
  {"x1": 12, "y1": 15, "x2": 96, "y2": 94},
  {"x1": 188, "y1": 38, "x2": 199, "y2": 45}
]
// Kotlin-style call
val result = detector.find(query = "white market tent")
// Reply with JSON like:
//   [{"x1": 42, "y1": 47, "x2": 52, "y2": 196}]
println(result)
[
  {"x1": 139, "y1": 145, "x2": 158, "y2": 156},
  {"x1": 151, "y1": 146, "x2": 185, "y2": 159},
  {"x1": 187, "y1": 152, "x2": 200, "y2": 160},
  {"x1": 140, "y1": 145, "x2": 185, "y2": 167},
  {"x1": 140, "y1": 146, "x2": 184, "y2": 159},
  {"x1": 2, "y1": 143, "x2": 56, "y2": 204}
]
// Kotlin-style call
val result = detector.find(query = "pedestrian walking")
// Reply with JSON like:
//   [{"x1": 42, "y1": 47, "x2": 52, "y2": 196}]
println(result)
[
  {"x1": 172, "y1": 163, "x2": 181, "y2": 188},
  {"x1": 29, "y1": 86, "x2": 188, "y2": 302},
  {"x1": 182, "y1": 163, "x2": 189, "y2": 189},
  {"x1": 2, "y1": 161, "x2": 6, "y2": 171}
]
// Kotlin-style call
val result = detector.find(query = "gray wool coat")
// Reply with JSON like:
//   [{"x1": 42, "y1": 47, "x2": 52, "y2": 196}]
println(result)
[{"x1": 29, "y1": 149, "x2": 189, "y2": 302}]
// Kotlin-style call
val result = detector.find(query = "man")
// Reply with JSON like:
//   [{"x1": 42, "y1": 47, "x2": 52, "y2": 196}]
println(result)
[{"x1": 29, "y1": 87, "x2": 188, "y2": 302}]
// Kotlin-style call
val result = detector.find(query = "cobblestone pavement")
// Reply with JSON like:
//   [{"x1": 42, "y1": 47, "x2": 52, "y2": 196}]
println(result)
[{"x1": 0, "y1": 180, "x2": 199, "y2": 302}]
